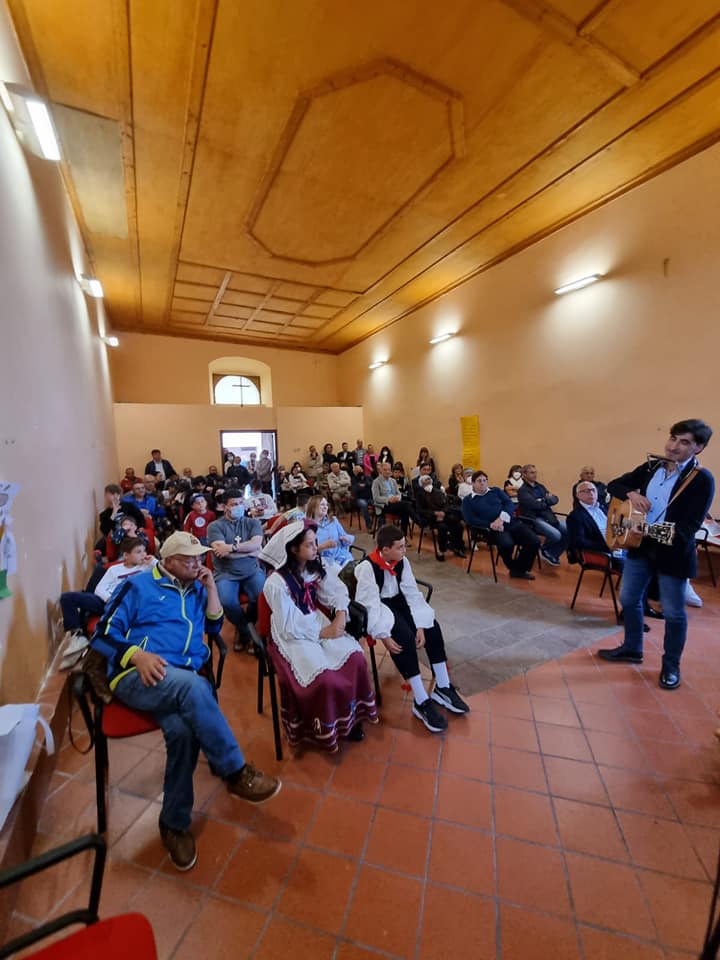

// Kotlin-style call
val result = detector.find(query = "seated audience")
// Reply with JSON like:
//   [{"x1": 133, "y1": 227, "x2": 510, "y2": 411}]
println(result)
[
  {"x1": 378, "y1": 446, "x2": 394, "y2": 468},
  {"x1": 416, "y1": 474, "x2": 465, "y2": 561},
  {"x1": 355, "y1": 525, "x2": 469, "y2": 733},
  {"x1": 306, "y1": 444, "x2": 323, "y2": 481},
  {"x1": 120, "y1": 467, "x2": 137, "y2": 493},
  {"x1": 107, "y1": 515, "x2": 154, "y2": 561},
  {"x1": 181, "y1": 467, "x2": 194, "y2": 480},
  {"x1": 206, "y1": 465, "x2": 221, "y2": 485},
  {"x1": 458, "y1": 468, "x2": 475, "y2": 499},
  {"x1": 306, "y1": 494, "x2": 354, "y2": 572},
  {"x1": 315, "y1": 463, "x2": 331, "y2": 499},
  {"x1": 391, "y1": 461, "x2": 412, "y2": 499},
  {"x1": 92, "y1": 531, "x2": 281, "y2": 870},
  {"x1": 412, "y1": 446, "x2": 436, "y2": 480},
  {"x1": 256, "y1": 448, "x2": 274, "y2": 493},
  {"x1": 260, "y1": 521, "x2": 378, "y2": 751},
  {"x1": 266, "y1": 489, "x2": 313, "y2": 535},
  {"x1": 337, "y1": 442, "x2": 354, "y2": 473},
  {"x1": 462, "y1": 471, "x2": 539, "y2": 579},
  {"x1": 246, "y1": 478, "x2": 277, "y2": 524},
  {"x1": 506, "y1": 465, "x2": 524, "y2": 492},
  {"x1": 372, "y1": 462, "x2": 413, "y2": 536},
  {"x1": 447, "y1": 463, "x2": 465, "y2": 498},
  {"x1": 412, "y1": 461, "x2": 441, "y2": 498},
  {"x1": 566, "y1": 481, "x2": 619, "y2": 563},
  {"x1": 517, "y1": 464, "x2": 568, "y2": 565},
  {"x1": 351, "y1": 465, "x2": 373, "y2": 532},
  {"x1": 207, "y1": 489, "x2": 265, "y2": 648},
  {"x1": 183, "y1": 494, "x2": 216, "y2": 544},
  {"x1": 99, "y1": 484, "x2": 145, "y2": 536},
  {"x1": 145, "y1": 449, "x2": 176, "y2": 484},
  {"x1": 504, "y1": 479, "x2": 519, "y2": 504},
  {"x1": 571, "y1": 465, "x2": 609, "y2": 507},
  {"x1": 60, "y1": 537, "x2": 157, "y2": 668},
  {"x1": 322, "y1": 442, "x2": 337, "y2": 465},
  {"x1": 327, "y1": 461, "x2": 352, "y2": 517},
  {"x1": 363, "y1": 443, "x2": 379, "y2": 478},
  {"x1": 123, "y1": 480, "x2": 165, "y2": 524}
]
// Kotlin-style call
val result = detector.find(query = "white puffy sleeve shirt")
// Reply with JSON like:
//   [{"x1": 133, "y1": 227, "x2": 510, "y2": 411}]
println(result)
[{"x1": 354, "y1": 558, "x2": 435, "y2": 638}]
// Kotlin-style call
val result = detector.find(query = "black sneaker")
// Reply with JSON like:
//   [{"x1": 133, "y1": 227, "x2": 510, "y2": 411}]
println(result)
[
  {"x1": 159, "y1": 824, "x2": 197, "y2": 871},
  {"x1": 540, "y1": 550, "x2": 561, "y2": 567},
  {"x1": 431, "y1": 684, "x2": 470, "y2": 714},
  {"x1": 597, "y1": 646, "x2": 643, "y2": 664},
  {"x1": 412, "y1": 698, "x2": 448, "y2": 733}
]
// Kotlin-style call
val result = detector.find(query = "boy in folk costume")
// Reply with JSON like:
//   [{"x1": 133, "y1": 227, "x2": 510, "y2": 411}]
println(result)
[{"x1": 354, "y1": 524, "x2": 469, "y2": 733}]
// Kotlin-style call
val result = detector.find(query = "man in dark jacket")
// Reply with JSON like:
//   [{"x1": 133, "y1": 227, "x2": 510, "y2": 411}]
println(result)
[
  {"x1": 416, "y1": 474, "x2": 465, "y2": 560},
  {"x1": 462, "y1": 471, "x2": 539, "y2": 578},
  {"x1": 517, "y1": 464, "x2": 567, "y2": 566},
  {"x1": 598, "y1": 419, "x2": 714, "y2": 689},
  {"x1": 144, "y1": 449, "x2": 176, "y2": 483}
]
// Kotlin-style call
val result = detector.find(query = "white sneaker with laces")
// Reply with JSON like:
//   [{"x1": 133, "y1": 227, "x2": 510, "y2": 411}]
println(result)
[{"x1": 686, "y1": 583, "x2": 703, "y2": 608}]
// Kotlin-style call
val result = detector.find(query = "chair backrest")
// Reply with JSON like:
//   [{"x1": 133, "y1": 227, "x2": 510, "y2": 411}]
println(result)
[{"x1": 257, "y1": 590, "x2": 272, "y2": 639}]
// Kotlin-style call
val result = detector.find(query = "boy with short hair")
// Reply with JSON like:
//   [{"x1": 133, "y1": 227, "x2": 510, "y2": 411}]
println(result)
[
  {"x1": 183, "y1": 494, "x2": 216, "y2": 544},
  {"x1": 354, "y1": 524, "x2": 470, "y2": 733}
]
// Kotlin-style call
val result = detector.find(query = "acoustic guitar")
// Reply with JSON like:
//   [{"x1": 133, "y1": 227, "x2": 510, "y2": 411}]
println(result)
[{"x1": 605, "y1": 496, "x2": 675, "y2": 550}]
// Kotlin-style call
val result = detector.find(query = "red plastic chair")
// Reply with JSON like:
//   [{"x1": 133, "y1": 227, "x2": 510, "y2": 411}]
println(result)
[
  {"x1": 570, "y1": 549, "x2": 622, "y2": 623},
  {"x1": 0, "y1": 835, "x2": 156, "y2": 959}
]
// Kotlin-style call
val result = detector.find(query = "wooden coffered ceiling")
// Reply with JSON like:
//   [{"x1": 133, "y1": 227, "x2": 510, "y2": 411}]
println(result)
[{"x1": 7, "y1": 0, "x2": 720, "y2": 353}]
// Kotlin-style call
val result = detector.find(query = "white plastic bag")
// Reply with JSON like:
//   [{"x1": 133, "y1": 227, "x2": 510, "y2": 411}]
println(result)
[{"x1": 0, "y1": 703, "x2": 55, "y2": 831}]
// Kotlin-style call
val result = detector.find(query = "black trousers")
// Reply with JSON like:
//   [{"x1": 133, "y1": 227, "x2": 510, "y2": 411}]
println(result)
[
  {"x1": 489, "y1": 519, "x2": 540, "y2": 573},
  {"x1": 381, "y1": 500, "x2": 412, "y2": 535},
  {"x1": 382, "y1": 594, "x2": 447, "y2": 679}
]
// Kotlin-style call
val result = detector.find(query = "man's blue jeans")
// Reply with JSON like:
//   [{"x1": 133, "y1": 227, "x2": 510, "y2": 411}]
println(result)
[
  {"x1": 619, "y1": 554, "x2": 687, "y2": 672},
  {"x1": 116, "y1": 666, "x2": 244, "y2": 831},
  {"x1": 531, "y1": 518, "x2": 567, "y2": 561},
  {"x1": 215, "y1": 569, "x2": 265, "y2": 632}
]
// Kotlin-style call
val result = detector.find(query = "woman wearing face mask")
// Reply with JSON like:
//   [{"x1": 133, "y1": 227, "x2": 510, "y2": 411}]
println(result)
[
  {"x1": 260, "y1": 521, "x2": 378, "y2": 752},
  {"x1": 305, "y1": 495, "x2": 354, "y2": 573},
  {"x1": 506, "y1": 465, "x2": 524, "y2": 491}
]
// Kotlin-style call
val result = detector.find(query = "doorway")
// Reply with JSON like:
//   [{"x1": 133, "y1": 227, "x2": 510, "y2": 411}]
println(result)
[{"x1": 220, "y1": 429, "x2": 277, "y2": 491}]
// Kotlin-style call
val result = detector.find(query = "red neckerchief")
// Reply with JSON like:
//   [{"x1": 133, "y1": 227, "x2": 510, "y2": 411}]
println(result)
[{"x1": 369, "y1": 548, "x2": 399, "y2": 577}]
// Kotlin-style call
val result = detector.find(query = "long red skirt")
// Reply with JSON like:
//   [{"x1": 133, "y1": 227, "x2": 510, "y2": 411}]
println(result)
[{"x1": 269, "y1": 646, "x2": 378, "y2": 752}]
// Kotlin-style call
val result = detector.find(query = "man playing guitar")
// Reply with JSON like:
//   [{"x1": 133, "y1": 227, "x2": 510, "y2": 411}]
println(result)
[{"x1": 598, "y1": 419, "x2": 714, "y2": 689}]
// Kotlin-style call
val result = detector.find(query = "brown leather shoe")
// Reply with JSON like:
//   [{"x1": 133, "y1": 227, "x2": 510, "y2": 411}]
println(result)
[
  {"x1": 226, "y1": 763, "x2": 282, "y2": 804},
  {"x1": 159, "y1": 824, "x2": 197, "y2": 871}
]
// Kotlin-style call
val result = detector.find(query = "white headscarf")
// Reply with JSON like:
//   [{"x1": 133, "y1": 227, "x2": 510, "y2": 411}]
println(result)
[{"x1": 259, "y1": 520, "x2": 306, "y2": 570}]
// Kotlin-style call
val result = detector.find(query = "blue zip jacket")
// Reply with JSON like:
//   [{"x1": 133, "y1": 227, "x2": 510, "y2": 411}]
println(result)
[{"x1": 92, "y1": 566, "x2": 224, "y2": 690}]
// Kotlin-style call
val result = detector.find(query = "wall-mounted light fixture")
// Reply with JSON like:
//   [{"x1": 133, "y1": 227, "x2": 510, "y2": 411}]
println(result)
[
  {"x1": 368, "y1": 360, "x2": 387, "y2": 370},
  {"x1": 102, "y1": 335, "x2": 119, "y2": 348},
  {"x1": 429, "y1": 332, "x2": 454, "y2": 345},
  {"x1": 554, "y1": 274, "x2": 602, "y2": 296},
  {"x1": 79, "y1": 276, "x2": 104, "y2": 298},
  {"x1": 2, "y1": 83, "x2": 61, "y2": 161}
]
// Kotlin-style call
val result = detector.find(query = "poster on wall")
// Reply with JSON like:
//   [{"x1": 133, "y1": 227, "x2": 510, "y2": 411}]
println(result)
[
  {"x1": 0, "y1": 482, "x2": 19, "y2": 599},
  {"x1": 460, "y1": 415, "x2": 481, "y2": 471}
]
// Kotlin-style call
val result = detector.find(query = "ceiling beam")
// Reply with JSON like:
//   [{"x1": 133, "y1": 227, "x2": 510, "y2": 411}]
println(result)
[
  {"x1": 241, "y1": 281, "x2": 280, "y2": 331},
  {"x1": 204, "y1": 271, "x2": 232, "y2": 325},
  {"x1": 577, "y1": 0, "x2": 624, "y2": 36},
  {"x1": 499, "y1": 0, "x2": 640, "y2": 87}
]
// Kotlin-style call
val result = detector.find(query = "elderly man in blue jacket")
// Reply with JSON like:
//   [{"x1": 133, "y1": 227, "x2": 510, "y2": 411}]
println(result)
[
  {"x1": 92, "y1": 531, "x2": 281, "y2": 871},
  {"x1": 462, "y1": 471, "x2": 539, "y2": 579}
]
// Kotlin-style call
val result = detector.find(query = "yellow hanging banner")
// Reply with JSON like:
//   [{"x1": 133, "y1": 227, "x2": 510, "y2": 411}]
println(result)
[{"x1": 460, "y1": 415, "x2": 481, "y2": 470}]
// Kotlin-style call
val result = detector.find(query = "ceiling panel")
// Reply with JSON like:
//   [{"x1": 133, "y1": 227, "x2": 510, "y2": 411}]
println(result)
[{"x1": 8, "y1": 0, "x2": 720, "y2": 351}]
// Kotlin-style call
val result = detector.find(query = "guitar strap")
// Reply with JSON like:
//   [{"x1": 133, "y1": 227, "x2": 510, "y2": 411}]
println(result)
[{"x1": 653, "y1": 461, "x2": 700, "y2": 523}]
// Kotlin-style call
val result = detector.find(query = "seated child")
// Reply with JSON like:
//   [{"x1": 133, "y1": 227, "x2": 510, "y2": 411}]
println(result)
[
  {"x1": 183, "y1": 494, "x2": 216, "y2": 544},
  {"x1": 354, "y1": 524, "x2": 470, "y2": 734},
  {"x1": 59, "y1": 538, "x2": 157, "y2": 668}
]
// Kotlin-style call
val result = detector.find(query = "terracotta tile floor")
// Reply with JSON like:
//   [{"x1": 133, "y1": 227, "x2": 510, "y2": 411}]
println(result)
[{"x1": 8, "y1": 554, "x2": 720, "y2": 959}]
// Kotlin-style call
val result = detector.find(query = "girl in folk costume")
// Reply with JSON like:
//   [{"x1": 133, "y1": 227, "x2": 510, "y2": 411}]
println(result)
[{"x1": 260, "y1": 520, "x2": 378, "y2": 752}]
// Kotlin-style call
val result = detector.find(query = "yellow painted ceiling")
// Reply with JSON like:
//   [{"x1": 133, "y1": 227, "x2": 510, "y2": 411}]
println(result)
[{"x1": 8, "y1": 0, "x2": 720, "y2": 352}]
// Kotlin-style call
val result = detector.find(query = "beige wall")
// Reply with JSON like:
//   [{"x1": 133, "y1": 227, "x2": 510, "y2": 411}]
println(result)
[
  {"x1": 0, "y1": 5, "x2": 118, "y2": 701},
  {"x1": 337, "y1": 143, "x2": 720, "y2": 513},
  {"x1": 114, "y1": 403, "x2": 363, "y2": 477},
  {"x1": 110, "y1": 332, "x2": 341, "y2": 406}
]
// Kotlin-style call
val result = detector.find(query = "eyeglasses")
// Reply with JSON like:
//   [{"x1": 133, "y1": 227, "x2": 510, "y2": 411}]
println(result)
[{"x1": 170, "y1": 556, "x2": 203, "y2": 567}]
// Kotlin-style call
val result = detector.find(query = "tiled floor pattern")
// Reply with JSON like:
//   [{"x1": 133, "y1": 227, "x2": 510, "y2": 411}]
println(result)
[{"x1": 6, "y1": 549, "x2": 720, "y2": 960}]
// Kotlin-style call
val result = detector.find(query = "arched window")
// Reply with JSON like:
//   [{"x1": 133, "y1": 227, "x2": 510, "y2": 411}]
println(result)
[{"x1": 213, "y1": 374, "x2": 261, "y2": 406}]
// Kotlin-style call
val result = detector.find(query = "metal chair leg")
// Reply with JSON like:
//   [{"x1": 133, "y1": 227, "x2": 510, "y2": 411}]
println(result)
[
  {"x1": 257, "y1": 656, "x2": 264, "y2": 714},
  {"x1": 94, "y1": 708, "x2": 108, "y2": 835},
  {"x1": 489, "y1": 543, "x2": 498, "y2": 583},
  {"x1": 607, "y1": 572, "x2": 621, "y2": 624},
  {"x1": 570, "y1": 568, "x2": 585, "y2": 610},
  {"x1": 267, "y1": 665, "x2": 283, "y2": 762},
  {"x1": 368, "y1": 643, "x2": 382, "y2": 707}
]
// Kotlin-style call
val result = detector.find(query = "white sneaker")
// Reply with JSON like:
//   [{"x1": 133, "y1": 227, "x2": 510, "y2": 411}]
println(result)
[
  {"x1": 63, "y1": 630, "x2": 90, "y2": 656},
  {"x1": 686, "y1": 584, "x2": 703, "y2": 608}
]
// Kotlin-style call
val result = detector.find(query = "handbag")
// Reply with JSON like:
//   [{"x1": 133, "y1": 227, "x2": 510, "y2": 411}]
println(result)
[{"x1": 0, "y1": 703, "x2": 55, "y2": 830}]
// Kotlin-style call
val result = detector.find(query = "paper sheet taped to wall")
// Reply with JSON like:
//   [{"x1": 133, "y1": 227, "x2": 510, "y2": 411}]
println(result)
[{"x1": 460, "y1": 415, "x2": 480, "y2": 470}]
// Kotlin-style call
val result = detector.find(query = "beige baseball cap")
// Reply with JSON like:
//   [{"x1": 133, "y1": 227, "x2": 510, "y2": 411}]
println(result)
[{"x1": 159, "y1": 531, "x2": 209, "y2": 559}]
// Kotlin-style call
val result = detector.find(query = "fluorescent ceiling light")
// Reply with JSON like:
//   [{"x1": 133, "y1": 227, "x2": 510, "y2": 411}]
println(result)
[
  {"x1": 429, "y1": 332, "x2": 454, "y2": 345},
  {"x1": 368, "y1": 360, "x2": 386, "y2": 370},
  {"x1": 79, "y1": 275, "x2": 104, "y2": 298},
  {"x1": 103, "y1": 335, "x2": 119, "y2": 348},
  {"x1": 554, "y1": 274, "x2": 602, "y2": 296},
  {"x1": 3, "y1": 84, "x2": 61, "y2": 161}
]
